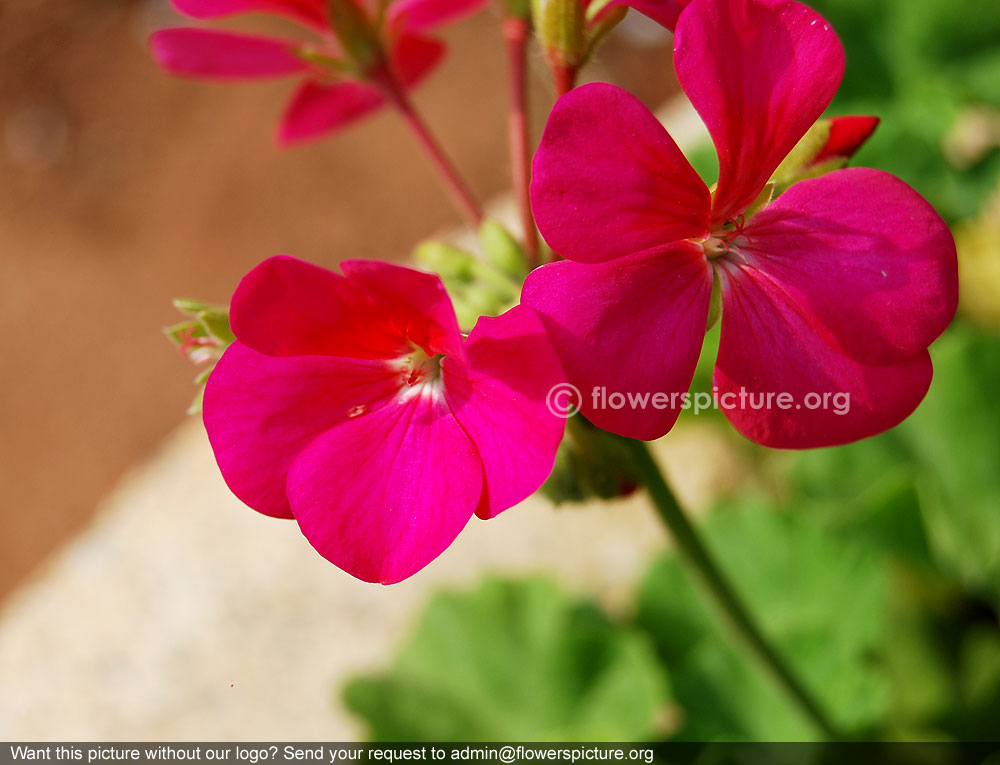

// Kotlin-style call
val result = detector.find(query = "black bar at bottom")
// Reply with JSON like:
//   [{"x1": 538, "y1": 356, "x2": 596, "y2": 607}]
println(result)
[{"x1": 2, "y1": 743, "x2": 999, "y2": 765}]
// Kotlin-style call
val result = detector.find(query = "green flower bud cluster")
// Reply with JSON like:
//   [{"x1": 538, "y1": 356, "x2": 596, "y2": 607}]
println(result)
[
  {"x1": 415, "y1": 219, "x2": 528, "y2": 330},
  {"x1": 541, "y1": 415, "x2": 642, "y2": 504},
  {"x1": 164, "y1": 299, "x2": 235, "y2": 415}
]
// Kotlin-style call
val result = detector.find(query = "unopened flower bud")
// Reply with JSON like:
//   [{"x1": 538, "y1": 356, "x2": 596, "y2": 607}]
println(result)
[
  {"x1": 532, "y1": 0, "x2": 586, "y2": 70},
  {"x1": 772, "y1": 115, "x2": 879, "y2": 195}
]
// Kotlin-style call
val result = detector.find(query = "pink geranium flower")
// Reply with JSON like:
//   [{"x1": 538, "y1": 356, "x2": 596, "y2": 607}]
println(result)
[
  {"x1": 150, "y1": 0, "x2": 487, "y2": 145},
  {"x1": 523, "y1": 0, "x2": 958, "y2": 448},
  {"x1": 203, "y1": 256, "x2": 565, "y2": 583}
]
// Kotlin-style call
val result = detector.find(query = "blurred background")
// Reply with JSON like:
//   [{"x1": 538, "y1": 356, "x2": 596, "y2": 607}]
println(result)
[
  {"x1": 2, "y1": 0, "x2": 1000, "y2": 745},
  {"x1": 0, "y1": 0, "x2": 677, "y2": 598}
]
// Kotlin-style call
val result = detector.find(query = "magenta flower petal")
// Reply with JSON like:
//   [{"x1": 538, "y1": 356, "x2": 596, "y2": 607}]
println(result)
[
  {"x1": 278, "y1": 79, "x2": 387, "y2": 146},
  {"x1": 388, "y1": 0, "x2": 491, "y2": 33},
  {"x1": 150, "y1": 28, "x2": 309, "y2": 80},
  {"x1": 288, "y1": 391, "x2": 482, "y2": 584},
  {"x1": 443, "y1": 306, "x2": 566, "y2": 520},
  {"x1": 230, "y1": 256, "x2": 413, "y2": 359},
  {"x1": 530, "y1": 83, "x2": 711, "y2": 264},
  {"x1": 390, "y1": 34, "x2": 447, "y2": 87},
  {"x1": 171, "y1": 0, "x2": 329, "y2": 30},
  {"x1": 674, "y1": 0, "x2": 844, "y2": 224},
  {"x1": 276, "y1": 35, "x2": 443, "y2": 145},
  {"x1": 341, "y1": 259, "x2": 468, "y2": 363},
  {"x1": 738, "y1": 168, "x2": 958, "y2": 365},
  {"x1": 203, "y1": 342, "x2": 404, "y2": 519},
  {"x1": 714, "y1": 258, "x2": 933, "y2": 449},
  {"x1": 522, "y1": 243, "x2": 712, "y2": 440}
]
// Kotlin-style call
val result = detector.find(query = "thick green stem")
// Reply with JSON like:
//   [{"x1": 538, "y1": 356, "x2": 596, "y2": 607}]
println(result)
[{"x1": 624, "y1": 438, "x2": 841, "y2": 741}]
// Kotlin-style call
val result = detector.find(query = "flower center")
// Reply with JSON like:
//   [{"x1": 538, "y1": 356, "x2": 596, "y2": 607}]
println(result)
[
  {"x1": 700, "y1": 228, "x2": 750, "y2": 263},
  {"x1": 402, "y1": 346, "x2": 444, "y2": 388},
  {"x1": 702, "y1": 235, "x2": 730, "y2": 260}
]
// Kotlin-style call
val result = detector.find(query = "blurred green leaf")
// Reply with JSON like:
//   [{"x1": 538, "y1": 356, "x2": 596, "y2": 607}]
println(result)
[
  {"x1": 780, "y1": 325, "x2": 1000, "y2": 599},
  {"x1": 809, "y1": 0, "x2": 1000, "y2": 222},
  {"x1": 959, "y1": 626, "x2": 1000, "y2": 713},
  {"x1": 784, "y1": 435, "x2": 934, "y2": 571},
  {"x1": 895, "y1": 327, "x2": 1000, "y2": 600},
  {"x1": 345, "y1": 578, "x2": 671, "y2": 741},
  {"x1": 766, "y1": 326, "x2": 1000, "y2": 738},
  {"x1": 636, "y1": 501, "x2": 891, "y2": 740}
]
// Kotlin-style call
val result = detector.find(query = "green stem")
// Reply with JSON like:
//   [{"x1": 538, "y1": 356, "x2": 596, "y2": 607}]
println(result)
[{"x1": 624, "y1": 438, "x2": 841, "y2": 741}]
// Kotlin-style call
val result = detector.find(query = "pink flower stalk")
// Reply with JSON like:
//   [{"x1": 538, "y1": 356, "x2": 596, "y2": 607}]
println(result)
[
  {"x1": 149, "y1": 0, "x2": 488, "y2": 145},
  {"x1": 523, "y1": 0, "x2": 958, "y2": 448},
  {"x1": 203, "y1": 256, "x2": 565, "y2": 583}
]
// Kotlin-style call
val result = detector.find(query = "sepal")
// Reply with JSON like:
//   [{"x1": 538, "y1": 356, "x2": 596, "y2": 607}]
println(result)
[
  {"x1": 327, "y1": 0, "x2": 384, "y2": 74},
  {"x1": 541, "y1": 415, "x2": 641, "y2": 504}
]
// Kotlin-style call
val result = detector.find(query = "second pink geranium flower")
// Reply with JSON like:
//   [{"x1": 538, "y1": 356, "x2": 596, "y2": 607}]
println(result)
[
  {"x1": 203, "y1": 256, "x2": 565, "y2": 583},
  {"x1": 523, "y1": 0, "x2": 958, "y2": 448}
]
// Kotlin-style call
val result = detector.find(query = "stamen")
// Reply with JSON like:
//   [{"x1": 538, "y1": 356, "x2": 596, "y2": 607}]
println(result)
[
  {"x1": 395, "y1": 345, "x2": 446, "y2": 401},
  {"x1": 702, "y1": 236, "x2": 730, "y2": 260}
]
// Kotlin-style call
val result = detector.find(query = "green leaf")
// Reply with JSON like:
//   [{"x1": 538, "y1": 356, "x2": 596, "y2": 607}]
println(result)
[
  {"x1": 959, "y1": 627, "x2": 1000, "y2": 713},
  {"x1": 894, "y1": 326, "x2": 1000, "y2": 600},
  {"x1": 780, "y1": 325, "x2": 1000, "y2": 599},
  {"x1": 783, "y1": 435, "x2": 935, "y2": 571},
  {"x1": 635, "y1": 501, "x2": 891, "y2": 740},
  {"x1": 344, "y1": 578, "x2": 671, "y2": 741}
]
